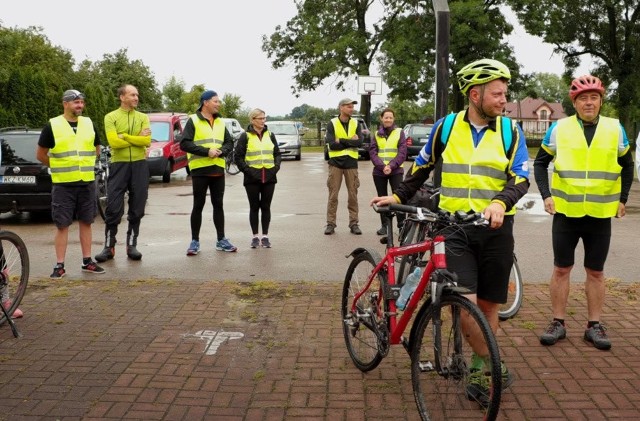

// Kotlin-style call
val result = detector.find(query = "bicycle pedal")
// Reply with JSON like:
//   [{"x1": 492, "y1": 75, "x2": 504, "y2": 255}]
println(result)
[{"x1": 419, "y1": 360, "x2": 435, "y2": 372}]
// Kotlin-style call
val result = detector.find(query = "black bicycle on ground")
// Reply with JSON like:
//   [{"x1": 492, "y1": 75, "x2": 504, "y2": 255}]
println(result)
[
  {"x1": 95, "y1": 145, "x2": 111, "y2": 221},
  {"x1": 0, "y1": 230, "x2": 29, "y2": 338}
]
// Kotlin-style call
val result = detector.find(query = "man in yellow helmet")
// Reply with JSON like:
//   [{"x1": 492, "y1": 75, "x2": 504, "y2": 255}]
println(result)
[
  {"x1": 535, "y1": 75, "x2": 634, "y2": 351},
  {"x1": 36, "y1": 90, "x2": 106, "y2": 281},
  {"x1": 372, "y1": 58, "x2": 530, "y2": 407}
]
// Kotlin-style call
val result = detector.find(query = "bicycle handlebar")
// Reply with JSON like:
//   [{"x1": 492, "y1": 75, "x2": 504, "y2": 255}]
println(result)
[{"x1": 373, "y1": 203, "x2": 488, "y2": 226}]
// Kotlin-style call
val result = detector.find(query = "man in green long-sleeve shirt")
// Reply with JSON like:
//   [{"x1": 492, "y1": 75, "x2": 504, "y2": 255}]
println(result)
[{"x1": 95, "y1": 84, "x2": 151, "y2": 262}]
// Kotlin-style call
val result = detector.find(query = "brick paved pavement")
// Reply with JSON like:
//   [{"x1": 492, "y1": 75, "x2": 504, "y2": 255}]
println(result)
[{"x1": 1, "y1": 278, "x2": 639, "y2": 420}]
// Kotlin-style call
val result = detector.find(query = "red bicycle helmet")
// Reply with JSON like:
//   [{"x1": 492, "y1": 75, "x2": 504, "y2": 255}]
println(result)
[{"x1": 569, "y1": 75, "x2": 605, "y2": 101}]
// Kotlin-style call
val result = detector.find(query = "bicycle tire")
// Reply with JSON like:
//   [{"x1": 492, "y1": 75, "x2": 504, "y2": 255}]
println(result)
[
  {"x1": 342, "y1": 249, "x2": 385, "y2": 372},
  {"x1": 498, "y1": 253, "x2": 523, "y2": 321},
  {"x1": 0, "y1": 231, "x2": 29, "y2": 325},
  {"x1": 410, "y1": 293, "x2": 502, "y2": 420},
  {"x1": 226, "y1": 155, "x2": 240, "y2": 175},
  {"x1": 96, "y1": 171, "x2": 108, "y2": 221}
]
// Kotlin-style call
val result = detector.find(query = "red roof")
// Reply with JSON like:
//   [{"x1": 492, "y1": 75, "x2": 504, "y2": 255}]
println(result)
[{"x1": 504, "y1": 97, "x2": 566, "y2": 120}]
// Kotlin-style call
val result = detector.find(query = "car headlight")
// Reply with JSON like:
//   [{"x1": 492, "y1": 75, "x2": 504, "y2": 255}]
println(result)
[{"x1": 148, "y1": 149, "x2": 163, "y2": 158}]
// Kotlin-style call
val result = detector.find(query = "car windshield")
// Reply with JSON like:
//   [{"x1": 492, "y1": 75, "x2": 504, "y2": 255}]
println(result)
[
  {"x1": 410, "y1": 126, "x2": 431, "y2": 137},
  {"x1": 1, "y1": 133, "x2": 40, "y2": 165},
  {"x1": 268, "y1": 124, "x2": 297, "y2": 136},
  {"x1": 150, "y1": 121, "x2": 170, "y2": 142}
]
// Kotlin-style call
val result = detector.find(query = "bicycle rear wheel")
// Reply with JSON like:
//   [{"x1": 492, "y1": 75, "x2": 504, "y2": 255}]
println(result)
[
  {"x1": 411, "y1": 293, "x2": 502, "y2": 420},
  {"x1": 0, "y1": 231, "x2": 29, "y2": 325},
  {"x1": 498, "y1": 254, "x2": 523, "y2": 321},
  {"x1": 341, "y1": 249, "x2": 384, "y2": 372}
]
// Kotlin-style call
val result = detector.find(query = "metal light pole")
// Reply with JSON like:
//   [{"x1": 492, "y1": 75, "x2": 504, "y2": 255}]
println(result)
[{"x1": 432, "y1": 0, "x2": 450, "y2": 121}]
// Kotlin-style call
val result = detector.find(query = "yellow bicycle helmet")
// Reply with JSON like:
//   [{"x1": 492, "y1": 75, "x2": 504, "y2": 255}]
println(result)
[{"x1": 457, "y1": 59, "x2": 511, "y2": 95}]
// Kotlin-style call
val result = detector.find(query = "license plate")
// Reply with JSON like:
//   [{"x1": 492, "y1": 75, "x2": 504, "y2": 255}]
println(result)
[{"x1": 1, "y1": 175, "x2": 36, "y2": 184}]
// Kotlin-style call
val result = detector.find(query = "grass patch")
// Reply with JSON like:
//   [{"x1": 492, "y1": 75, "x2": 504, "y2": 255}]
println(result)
[
  {"x1": 50, "y1": 288, "x2": 70, "y2": 298},
  {"x1": 233, "y1": 281, "x2": 295, "y2": 300},
  {"x1": 253, "y1": 370, "x2": 266, "y2": 381}
]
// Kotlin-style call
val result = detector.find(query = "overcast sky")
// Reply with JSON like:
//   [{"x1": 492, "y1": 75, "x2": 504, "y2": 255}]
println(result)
[{"x1": 3, "y1": 1, "x2": 591, "y2": 116}]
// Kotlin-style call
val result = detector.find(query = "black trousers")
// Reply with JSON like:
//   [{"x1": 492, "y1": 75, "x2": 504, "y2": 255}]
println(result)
[
  {"x1": 191, "y1": 175, "x2": 226, "y2": 241},
  {"x1": 105, "y1": 160, "x2": 149, "y2": 239},
  {"x1": 244, "y1": 182, "x2": 276, "y2": 235},
  {"x1": 373, "y1": 173, "x2": 405, "y2": 227}
]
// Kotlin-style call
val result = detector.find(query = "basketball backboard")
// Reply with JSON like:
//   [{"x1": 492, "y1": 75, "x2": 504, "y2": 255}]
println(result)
[{"x1": 357, "y1": 75, "x2": 382, "y2": 95}]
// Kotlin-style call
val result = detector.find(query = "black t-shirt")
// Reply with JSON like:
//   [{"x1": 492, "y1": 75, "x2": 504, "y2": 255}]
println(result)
[{"x1": 38, "y1": 119, "x2": 101, "y2": 149}]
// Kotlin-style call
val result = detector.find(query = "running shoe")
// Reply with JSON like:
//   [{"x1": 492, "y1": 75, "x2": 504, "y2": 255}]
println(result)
[
  {"x1": 186, "y1": 240, "x2": 200, "y2": 256},
  {"x1": 216, "y1": 238, "x2": 237, "y2": 252}
]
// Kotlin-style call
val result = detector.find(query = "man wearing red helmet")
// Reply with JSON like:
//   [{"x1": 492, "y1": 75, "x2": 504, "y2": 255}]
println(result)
[{"x1": 534, "y1": 75, "x2": 634, "y2": 350}]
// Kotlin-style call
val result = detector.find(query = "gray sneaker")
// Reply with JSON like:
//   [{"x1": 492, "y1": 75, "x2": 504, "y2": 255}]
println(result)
[
  {"x1": 540, "y1": 320, "x2": 566, "y2": 346},
  {"x1": 584, "y1": 323, "x2": 611, "y2": 350}
]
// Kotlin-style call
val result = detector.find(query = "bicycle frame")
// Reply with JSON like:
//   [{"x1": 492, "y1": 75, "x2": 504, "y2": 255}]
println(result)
[{"x1": 351, "y1": 233, "x2": 448, "y2": 345}]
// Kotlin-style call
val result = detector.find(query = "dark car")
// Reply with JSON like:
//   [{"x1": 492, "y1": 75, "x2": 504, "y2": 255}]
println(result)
[
  {"x1": 403, "y1": 123, "x2": 433, "y2": 158},
  {"x1": 0, "y1": 127, "x2": 52, "y2": 214},
  {"x1": 324, "y1": 116, "x2": 371, "y2": 160}
]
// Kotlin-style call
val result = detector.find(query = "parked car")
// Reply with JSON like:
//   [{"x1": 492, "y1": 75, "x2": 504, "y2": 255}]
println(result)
[
  {"x1": 0, "y1": 127, "x2": 52, "y2": 214},
  {"x1": 403, "y1": 123, "x2": 433, "y2": 158},
  {"x1": 323, "y1": 116, "x2": 371, "y2": 160},
  {"x1": 147, "y1": 113, "x2": 189, "y2": 183},
  {"x1": 267, "y1": 120, "x2": 302, "y2": 160},
  {"x1": 221, "y1": 117, "x2": 245, "y2": 141}
]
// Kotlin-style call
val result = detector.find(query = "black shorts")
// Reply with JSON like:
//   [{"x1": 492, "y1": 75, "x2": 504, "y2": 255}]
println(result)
[
  {"x1": 552, "y1": 213, "x2": 611, "y2": 271},
  {"x1": 443, "y1": 216, "x2": 514, "y2": 304},
  {"x1": 51, "y1": 183, "x2": 97, "y2": 228}
]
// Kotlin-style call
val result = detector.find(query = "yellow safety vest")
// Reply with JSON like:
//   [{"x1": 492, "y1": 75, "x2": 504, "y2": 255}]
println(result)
[
  {"x1": 375, "y1": 128, "x2": 400, "y2": 164},
  {"x1": 187, "y1": 115, "x2": 226, "y2": 170},
  {"x1": 245, "y1": 131, "x2": 275, "y2": 168},
  {"x1": 328, "y1": 117, "x2": 358, "y2": 159},
  {"x1": 551, "y1": 115, "x2": 621, "y2": 218},
  {"x1": 49, "y1": 115, "x2": 96, "y2": 183},
  {"x1": 439, "y1": 111, "x2": 515, "y2": 215}
]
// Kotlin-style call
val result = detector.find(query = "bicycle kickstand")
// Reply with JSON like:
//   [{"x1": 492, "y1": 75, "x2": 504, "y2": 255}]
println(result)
[{"x1": 0, "y1": 301, "x2": 21, "y2": 338}]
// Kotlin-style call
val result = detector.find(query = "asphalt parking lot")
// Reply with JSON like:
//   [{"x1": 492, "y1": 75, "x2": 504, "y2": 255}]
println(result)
[{"x1": 2, "y1": 152, "x2": 639, "y2": 284}]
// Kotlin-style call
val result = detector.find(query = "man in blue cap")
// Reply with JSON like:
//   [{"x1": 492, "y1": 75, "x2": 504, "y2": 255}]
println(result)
[{"x1": 180, "y1": 90, "x2": 237, "y2": 255}]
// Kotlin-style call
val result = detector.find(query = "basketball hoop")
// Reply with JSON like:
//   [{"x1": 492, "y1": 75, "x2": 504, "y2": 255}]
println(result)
[{"x1": 357, "y1": 75, "x2": 382, "y2": 96}]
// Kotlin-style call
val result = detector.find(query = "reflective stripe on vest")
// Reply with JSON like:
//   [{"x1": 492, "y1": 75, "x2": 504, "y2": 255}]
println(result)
[
  {"x1": 439, "y1": 111, "x2": 514, "y2": 214},
  {"x1": 187, "y1": 114, "x2": 226, "y2": 170},
  {"x1": 375, "y1": 128, "x2": 400, "y2": 164},
  {"x1": 245, "y1": 131, "x2": 275, "y2": 168},
  {"x1": 49, "y1": 115, "x2": 96, "y2": 183},
  {"x1": 551, "y1": 115, "x2": 621, "y2": 218},
  {"x1": 328, "y1": 117, "x2": 358, "y2": 159}
]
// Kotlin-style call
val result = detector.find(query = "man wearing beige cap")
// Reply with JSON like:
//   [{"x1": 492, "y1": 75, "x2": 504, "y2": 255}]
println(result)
[{"x1": 324, "y1": 98, "x2": 363, "y2": 235}]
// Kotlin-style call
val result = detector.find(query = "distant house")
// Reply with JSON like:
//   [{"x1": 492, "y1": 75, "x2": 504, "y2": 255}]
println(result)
[{"x1": 503, "y1": 97, "x2": 567, "y2": 138}]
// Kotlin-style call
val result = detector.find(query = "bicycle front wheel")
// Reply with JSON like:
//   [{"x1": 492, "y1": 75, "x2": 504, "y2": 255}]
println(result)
[
  {"x1": 341, "y1": 249, "x2": 384, "y2": 372},
  {"x1": 225, "y1": 153, "x2": 240, "y2": 175},
  {"x1": 0, "y1": 231, "x2": 29, "y2": 325},
  {"x1": 498, "y1": 254, "x2": 523, "y2": 321},
  {"x1": 96, "y1": 172, "x2": 108, "y2": 221},
  {"x1": 411, "y1": 293, "x2": 502, "y2": 420}
]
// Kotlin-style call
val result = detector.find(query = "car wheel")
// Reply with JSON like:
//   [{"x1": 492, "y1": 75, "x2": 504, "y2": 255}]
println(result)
[
  {"x1": 162, "y1": 160, "x2": 172, "y2": 183},
  {"x1": 295, "y1": 153, "x2": 301, "y2": 161}
]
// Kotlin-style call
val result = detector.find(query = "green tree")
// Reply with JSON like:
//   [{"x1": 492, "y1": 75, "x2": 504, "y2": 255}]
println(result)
[
  {"x1": 379, "y1": 0, "x2": 519, "y2": 113},
  {"x1": 219, "y1": 93, "x2": 243, "y2": 118},
  {"x1": 0, "y1": 25, "x2": 75, "y2": 127},
  {"x1": 505, "y1": 0, "x2": 640, "y2": 134},
  {"x1": 262, "y1": 0, "x2": 406, "y2": 115},
  {"x1": 290, "y1": 104, "x2": 312, "y2": 119},
  {"x1": 524, "y1": 73, "x2": 568, "y2": 103},
  {"x1": 162, "y1": 76, "x2": 186, "y2": 112}
]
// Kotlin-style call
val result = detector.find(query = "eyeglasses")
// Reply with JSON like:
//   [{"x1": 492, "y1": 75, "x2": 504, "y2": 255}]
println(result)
[{"x1": 253, "y1": 117, "x2": 266, "y2": 120}]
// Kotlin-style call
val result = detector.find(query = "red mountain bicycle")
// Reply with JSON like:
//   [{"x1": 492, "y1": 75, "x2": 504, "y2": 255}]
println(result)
[{"x1": 342, "y1": 204, "x2": 503, "y2": 420}]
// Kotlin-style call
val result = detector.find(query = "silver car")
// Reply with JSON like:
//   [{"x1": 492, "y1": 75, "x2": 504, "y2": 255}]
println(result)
[{"x1": 266, "y1": 121, "x2": 302, "y2": 161}]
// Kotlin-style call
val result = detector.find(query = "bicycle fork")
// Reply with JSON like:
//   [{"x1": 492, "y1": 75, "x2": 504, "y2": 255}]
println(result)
[{"x1": 0, "y1": 300, "x2": 21, "y2": 338}]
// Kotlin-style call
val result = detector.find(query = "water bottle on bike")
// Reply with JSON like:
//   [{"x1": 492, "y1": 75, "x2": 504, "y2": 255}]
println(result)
[{"x1": 396, "y1": 266, "x2": 422, "y2": 310}]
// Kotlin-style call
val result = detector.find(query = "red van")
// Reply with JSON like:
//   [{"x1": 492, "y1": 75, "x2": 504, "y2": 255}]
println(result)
[{"x1": 146, "y1": 113, "x2": 189, "y2": 182}]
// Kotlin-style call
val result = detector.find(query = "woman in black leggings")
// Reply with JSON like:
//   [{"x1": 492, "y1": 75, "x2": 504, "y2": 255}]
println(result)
[{"x1": 234, "y1": 108, "x2": 282, "y2": 248}]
